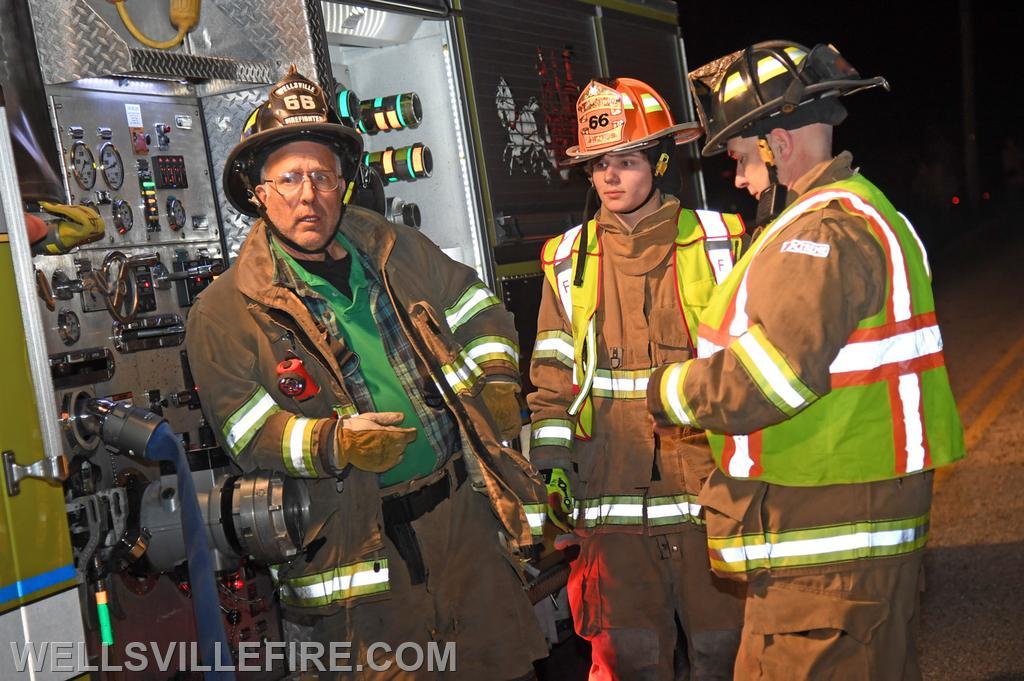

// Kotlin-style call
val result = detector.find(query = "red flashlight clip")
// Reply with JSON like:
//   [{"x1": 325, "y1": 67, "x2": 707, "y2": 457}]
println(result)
[{"x1": 276, "y1": 357, "x2": 320, "y2": 401}]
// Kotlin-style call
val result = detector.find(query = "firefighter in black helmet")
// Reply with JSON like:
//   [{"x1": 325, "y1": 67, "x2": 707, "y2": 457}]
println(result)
[
  {"x1": 223, "y1": 65, "x2": 363, "y2": 253},
  {"x1": 192, "y1": 67, "x2": 549, "y2": 679},
  {"x1": 689, "y1": 41, "x2": 888, "y2": 228},
  {"x1": 647, "y1": 41, "x2": 963, "y2": 681}
]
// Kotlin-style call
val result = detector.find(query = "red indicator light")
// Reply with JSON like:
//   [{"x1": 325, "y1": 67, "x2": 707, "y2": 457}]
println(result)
[{"x1": 951, "y1": 196, "x2": 960, "y2": 205}]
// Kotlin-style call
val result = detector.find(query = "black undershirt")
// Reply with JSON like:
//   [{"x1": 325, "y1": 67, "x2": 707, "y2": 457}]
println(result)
[{"x1": 299, "y1": 253, "x2": 353, "y2": 300}]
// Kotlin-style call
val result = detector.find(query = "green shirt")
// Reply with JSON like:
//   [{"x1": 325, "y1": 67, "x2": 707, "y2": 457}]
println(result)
[{"x1": 274, "y1": 233, "x2": 436, "y2": 485}]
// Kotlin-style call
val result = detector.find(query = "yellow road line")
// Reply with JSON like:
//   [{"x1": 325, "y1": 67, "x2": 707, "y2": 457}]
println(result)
[
  {"x1": 938, "y1": 336, "x2": 1024, "y2": 486},
  {"x1": 963, "y1": 360, "x2": 1024, "y2": 451},
  {"x1": 956, "y1": 336, "x2": 1024, "y2": 414}
]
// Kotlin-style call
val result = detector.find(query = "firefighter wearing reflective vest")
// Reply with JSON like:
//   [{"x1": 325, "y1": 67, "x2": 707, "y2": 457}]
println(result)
[
  {"x1": 528, "y1": 78, "x2": 746, "y2": 680},
  {"x1": 647, "y1": 42, "x2": 966, "y2": 680}
]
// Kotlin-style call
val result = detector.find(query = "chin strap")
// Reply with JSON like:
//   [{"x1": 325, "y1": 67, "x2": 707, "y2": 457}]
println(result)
[
  {"x1": 573, "y1": 184, "x2": 598, "y2": 287},
  {"x1": 622, "y1": 138, "x2": 673, "y2": 215},
  {"x1": 754, "y1": 135, "x2": 787, "y2": 229},
  {"x1": 239, "y1": 171, "x2": 356, "y2": 255}
]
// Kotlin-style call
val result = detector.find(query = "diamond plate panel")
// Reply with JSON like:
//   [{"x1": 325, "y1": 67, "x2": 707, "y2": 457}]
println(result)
[
  {"x1": 27, "y1": 0, "x2": 132, "y2": 84},
  {"x1": 202, "y1": 87, "x2": 266, "y2": 259},
  {"x1": 304, "y1": 0, "x2": 336, "y2": 95},
  {"x1": 207, "y1": 0, "x2": 317, "y2": 77},
  {"x1": 129, "y1": 49, "x2": 274, "y2": 83}
]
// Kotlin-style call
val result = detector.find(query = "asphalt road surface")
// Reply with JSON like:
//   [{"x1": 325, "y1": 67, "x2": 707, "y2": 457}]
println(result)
[{"x1": 920, "y1": 211, "x2": 1024, "y2": 681}]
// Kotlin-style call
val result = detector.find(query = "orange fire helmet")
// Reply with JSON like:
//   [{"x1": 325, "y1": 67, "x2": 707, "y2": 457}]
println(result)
[{"x1": 564, "y1": 78, "x2": 701, "y2": 165}]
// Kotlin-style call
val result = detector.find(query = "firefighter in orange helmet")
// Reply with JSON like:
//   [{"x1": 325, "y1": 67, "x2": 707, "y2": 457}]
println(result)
[{"x1": 529, "y1": 78, "x2": 746, "y2": 680}]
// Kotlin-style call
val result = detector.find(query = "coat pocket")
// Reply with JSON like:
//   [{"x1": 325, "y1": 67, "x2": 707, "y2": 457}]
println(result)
[
  {"x1": 744, "y1": 577, "x2": 889, "y2": 679},
  {"x1": 648, "y1": 306, "x2": 694, "y2": 364},
  {"x1": 408, "y1": 300, "x2": 460, "y2": 364}
]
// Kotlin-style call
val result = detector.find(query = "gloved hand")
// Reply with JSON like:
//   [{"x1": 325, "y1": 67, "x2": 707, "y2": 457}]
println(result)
[
  {"x1": 33, "y1": 201, "x2": 105, "y2": 255},
  {"x1": 333, "y1": 412, "x2": 417, "y2": 473},
  {"x1": 480, "y1": 379, "x2": 524, "y2": 442},
  {"x1": 543, "y1": 467, "x2": 575, "y2": 533}
]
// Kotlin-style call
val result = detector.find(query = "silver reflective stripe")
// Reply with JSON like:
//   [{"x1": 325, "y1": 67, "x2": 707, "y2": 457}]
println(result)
[
  {"x1": 664, "y1": 363, "x2": 694, "y2": 426},
  {"x1": 446, "y1": 284, "x2": 499, "y2": 331},
  {"x1": 526, "y1": 512, "x2": 546, "y2": 529},
  {"x1": 696, "y1": 210, "x2": 735, "y2": 283},
  {"x1": 552, "y1": 225, "x2": 583, "y2": 322},
  {"x1": 532, "y1": 425, "x2": 572, "y2": 443},
  {"x1": 646, "y1": 500, "x2": 702, "y2": 519},
  {"x1": 898, "y1": 373, "x2": 927, "y2": 473},
  {"x1": 737, "y1": 331, "x2": 808, "y2": 410},
  {"x1": 443, "y1": 352, "x2": 483, "y2": 392},
  {"x1": 576, "y1": 503, "x2": 644, "y2": 521},
  {"x1": 900, "y1": 211, "x2": 931, "y2": 278},
  {"x1": 286, "y1": 417, "x2": 316, "y2": 477},
  {"x1": 592, "y1": 374, "x2": 650, "y2": 393},
  {"x1": 535, "y1": 336, "x2": 574, "y2": 363},
  {"x1": 697, "y1": 337, "x2": 723, "y2": 359},
  {"x1": 830, "y1": 325, "x2": 943, "y2": 374},
  {"x1": 226, "y1": 391, "x2": 279, "y2": 450},
  {"x1": 465, "y1": 340, "x2": 519, "y2": 365},
  {"x1": 285, "y1": 567, "x2": 390, "y2": 601},
  {"x1": 728, "y1": 435, "x2": 754, "y2": 478},
  {"x1": 718, "y1": 526, "x2": 924, "y2": 565}
]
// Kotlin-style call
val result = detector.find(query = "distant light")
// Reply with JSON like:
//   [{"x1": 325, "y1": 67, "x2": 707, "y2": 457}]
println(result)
[
  {"x1": 952, "y1": 196, "x2": 960, "y2": 205},
  {"x1": 982, "y1": 191, "x2": 991, "y2": 200}
]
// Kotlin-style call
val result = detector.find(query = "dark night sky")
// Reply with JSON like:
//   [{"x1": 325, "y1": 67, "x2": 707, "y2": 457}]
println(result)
[{"x1": 678, "y1": 2, "x2": 1020, "y2": 244}]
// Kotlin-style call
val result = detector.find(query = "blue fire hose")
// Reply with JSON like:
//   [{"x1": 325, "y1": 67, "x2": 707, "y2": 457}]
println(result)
[{"x1": 145, "y1": 422, "x2": 236, "y2": 679}]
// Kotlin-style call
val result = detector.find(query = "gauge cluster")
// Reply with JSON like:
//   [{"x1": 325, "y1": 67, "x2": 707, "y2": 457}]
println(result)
[
  {"x1": 40, "y1": 86, "x2": 226, "y2": 447},
  {"x1": 51, "y1": 89, "x2": 219, "y2": 251}
]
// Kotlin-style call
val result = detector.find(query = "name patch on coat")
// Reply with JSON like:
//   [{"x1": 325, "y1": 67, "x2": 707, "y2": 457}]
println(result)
[{"x1": 781, "y1": 239, "x2": 831, "y2": 258}]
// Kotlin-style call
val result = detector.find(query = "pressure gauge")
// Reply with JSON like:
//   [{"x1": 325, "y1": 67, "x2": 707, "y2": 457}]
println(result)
[
  {"x1": 112, "y1": 198, "x2": 134, "y2": 234},
  {"x1": 99, "y1": 142, "x2": 125, "y2": 189},
  {"x1": 166, "y1": 196, "x2": 186, "y2": 231},
  {"x1": 70, "y1": 141, "x2": 96, "y2": 190},
  {"x1": 57, "y1": 308, "x2": 81, "y2": 346}
]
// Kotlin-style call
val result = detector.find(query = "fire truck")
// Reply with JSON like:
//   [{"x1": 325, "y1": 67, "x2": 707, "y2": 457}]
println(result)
[{"x1": 0, "y1": 0, "x2": 700, "y2": 677}]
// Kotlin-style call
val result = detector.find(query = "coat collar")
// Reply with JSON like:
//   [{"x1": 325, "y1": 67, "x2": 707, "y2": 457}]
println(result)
[
  {"x1": 234, "y1": 206, "x2": 399, "y2": 310},
  {"x1": 597, "y1": 195, "x2": 680, "y2": 276},
  {"x1": 787, "y1": 151, "x2": 856, "y2": 202}
]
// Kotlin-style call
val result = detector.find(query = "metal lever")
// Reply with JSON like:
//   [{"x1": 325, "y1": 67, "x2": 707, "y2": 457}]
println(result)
[
  {"x1": 3, "y1": 450, "x2": 69, "y2": 497},
  {"x1": 153, "y1": 261, "x2": 224, "y2": 286}
]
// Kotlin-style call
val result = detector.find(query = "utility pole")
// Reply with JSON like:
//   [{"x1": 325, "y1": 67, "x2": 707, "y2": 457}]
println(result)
[{"x1": 960, "y1": 0, "x2": 980, "y2": 209}]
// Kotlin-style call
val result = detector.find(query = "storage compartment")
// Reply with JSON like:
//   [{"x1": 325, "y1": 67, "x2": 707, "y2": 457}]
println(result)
[{"x1": 326, "y1": 4, "x2": 488, "y2": 276}]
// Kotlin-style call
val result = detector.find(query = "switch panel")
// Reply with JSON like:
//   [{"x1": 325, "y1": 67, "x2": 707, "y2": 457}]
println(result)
[{"x1": 152, "y1": 155, "x2": 188, "y2": 189}]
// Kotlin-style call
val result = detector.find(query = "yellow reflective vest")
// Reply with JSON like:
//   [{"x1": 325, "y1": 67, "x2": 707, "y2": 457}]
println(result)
[
  {"x1": 657, "y1": 174, "x2": 966, "y2": 485},
  {"x1": 540, "y1": 207, "x2": 745, "y2": 438}
]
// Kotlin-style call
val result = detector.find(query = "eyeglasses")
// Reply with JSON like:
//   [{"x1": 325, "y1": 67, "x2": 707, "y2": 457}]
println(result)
[{"x1": 262, "y1": 170, "x2": 341, "y2": 195}]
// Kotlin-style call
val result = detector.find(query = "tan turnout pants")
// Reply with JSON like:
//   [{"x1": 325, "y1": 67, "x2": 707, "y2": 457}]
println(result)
[
  {"x1": 291, "y1": 480, "x2": 547, "y2": 680},
  {"x1": 567, "y1": 526, "x2": 746, "y2": 681}
]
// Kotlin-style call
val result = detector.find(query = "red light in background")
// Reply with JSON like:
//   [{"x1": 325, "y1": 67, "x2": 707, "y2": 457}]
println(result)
[
  {"x1": 952, "y1": 196, "x2": 961, "y2": 205},
  {"x1": 982, "y1": 191, "x2": 991, "y2": 200}
]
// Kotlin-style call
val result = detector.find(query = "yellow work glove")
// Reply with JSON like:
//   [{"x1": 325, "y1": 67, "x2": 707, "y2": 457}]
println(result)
[
  {"x1": 481, "y1": 380, "x2": 524, "y2": 442},
  {"x1": 34, "y1": 201, "x2": 105, "y2": 255},
  {"x1": 544, "y1": 467, "x2": 574, "y2": 533},
  {"x1": 333, "y1": 412, "x2": 417, "y2": 473}
]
